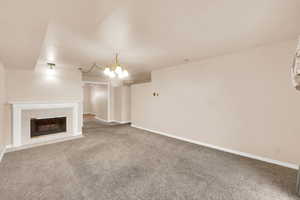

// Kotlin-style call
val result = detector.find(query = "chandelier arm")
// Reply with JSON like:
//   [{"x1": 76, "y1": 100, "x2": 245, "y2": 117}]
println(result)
[
  {"x1": 79, "y1": 63, "x2": 105, "y2": 73},
  {"x1": 78, "y1": 54, "x2": 128, "y2": 78},
  {"x1": 115, "y1": 53, "x2": 119, "y2": 66}
]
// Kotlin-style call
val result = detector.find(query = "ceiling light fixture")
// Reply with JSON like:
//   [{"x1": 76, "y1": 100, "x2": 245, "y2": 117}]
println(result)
[
  {"x1": 47, "y1": 62, "x2": 55, "y2": 70},
  {"x1": 79, "y1": 54, "x2": 129, "y2": 79},
  {"x1": 46, "y1": 62, "x2": 56, "y2": 75}
]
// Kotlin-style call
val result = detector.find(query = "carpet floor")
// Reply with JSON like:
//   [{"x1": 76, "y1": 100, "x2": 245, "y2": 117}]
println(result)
[{"x1": 0, "y1": 119, "x2": 299, "y2": 200}]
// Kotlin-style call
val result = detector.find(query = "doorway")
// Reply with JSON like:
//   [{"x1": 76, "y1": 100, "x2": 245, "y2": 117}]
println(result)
[{"x1": 82, "y1": 81, "x2": 111, "y2": 122}]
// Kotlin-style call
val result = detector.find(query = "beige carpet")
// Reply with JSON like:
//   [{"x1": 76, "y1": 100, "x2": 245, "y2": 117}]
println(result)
[{"x1": 0, "y1": 119, "x2": 299, "y2": 200}]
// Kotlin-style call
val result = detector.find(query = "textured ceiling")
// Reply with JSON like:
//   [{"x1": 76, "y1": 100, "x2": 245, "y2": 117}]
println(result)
[{"x1": 0, "y1": 0, "x2": 300, "y2": 75}]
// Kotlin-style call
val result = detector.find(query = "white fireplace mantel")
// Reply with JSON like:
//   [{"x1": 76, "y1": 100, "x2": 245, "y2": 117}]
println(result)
[{"x1": 9, "y1": 101, "x2": 82, "y2": 148}]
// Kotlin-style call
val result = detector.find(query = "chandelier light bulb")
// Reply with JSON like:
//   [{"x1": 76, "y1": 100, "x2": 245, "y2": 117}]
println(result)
[
  {"x1": 104, "y1": 67, "x2": 110, "y2": 75},
  {"x1": 81, "y1": 54, "x2": 130, "y2": 79},
  {"x1": 109, "y1": 71, "x2": 116, "y2": 78},
  {"x1": 123, "y1": 70, "x2": 129, "y2": 77},
  {"x1": 118, "y1": 72, "x2": 125, "y2": 79},
  {"x1": 115, "y1": 66, "x2": 122, "y2": 74}
]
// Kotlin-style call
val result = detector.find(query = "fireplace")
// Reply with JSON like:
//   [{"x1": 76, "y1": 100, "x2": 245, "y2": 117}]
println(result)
[{"x1": 30, "y1": 117, "x2": 67, "y2": 137}]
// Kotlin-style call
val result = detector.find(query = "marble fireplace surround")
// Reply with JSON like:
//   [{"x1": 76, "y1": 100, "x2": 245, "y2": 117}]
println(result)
[{"x1": 8, "y1": 101, "x2": 82, "y2": 150}]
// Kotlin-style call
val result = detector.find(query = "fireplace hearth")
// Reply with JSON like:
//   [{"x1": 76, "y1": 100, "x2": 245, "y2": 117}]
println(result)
[{"x1": 31, "y1": 117, "x2": 67, "y2": 137}]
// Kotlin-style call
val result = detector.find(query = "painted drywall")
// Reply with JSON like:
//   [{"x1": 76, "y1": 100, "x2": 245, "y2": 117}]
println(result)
[
  {"x1": 0, "y1": 63, "x2": 6, "y2": 155},
  {"x1": 113, "y1": 86, "x2": 131, "y2": 123},
  {"x1": 113, "y1": 87, "x2": 122, "y2": 122},
  {"x1": 89, "y1": 84, "x2": 108, "y2": 120},
  {"x1": 108, "y1": 84, "x2": 114, "y2": 122},
  {"x1": 131, "y1": 39, "x2": 300, "y2": 165},
  {"x1": 6, "y1": 65, "x2": 82, "y2": 102},
  {"x1": 83, "y1": 84, "x2": 91, "y2": 113},
  {"x1": 5, "y1": 64, "x2": 83, "y2": 145},
  {"x1": 82, "y1": 75, "x2": 108, "y2": 83},
  {"x1": 121, "y1": 86, "x2": 131, "y2": 122},
  {"x1": 82, "y1": 81, "x2": 116, "y2": 122}
]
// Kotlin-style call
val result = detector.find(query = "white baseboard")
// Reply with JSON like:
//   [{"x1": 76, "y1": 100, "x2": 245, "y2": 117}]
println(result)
[
  {"x1": 113, "y1": 120, "x2": 131, "y2": 124},
  {"x1": 131, "y1": 124, "x2": 298, "y2": 170},
  {"x1": 85, "y1": 112, "x2": 130, "y2": 124},
  {"x1": 0, "y1": 145, "x2": 6, "y2": 162},
  {"x1": 5, "y1": 135, "x2": 84, "y2": 153},
  {"x1": 94, "y1": 117, "x2": 130, "y2": 124},
  {"x1": 95, "y1": 117, "x2": 110, "y2": 123},
  {"x1": 84, "y1": 113, "x2": 109, "y2": 123}
]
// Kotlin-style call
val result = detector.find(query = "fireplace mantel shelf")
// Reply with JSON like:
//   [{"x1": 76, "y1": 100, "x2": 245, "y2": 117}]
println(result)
[{"x1": 8, "y1": 100, "x2": 82, "y2": 105}]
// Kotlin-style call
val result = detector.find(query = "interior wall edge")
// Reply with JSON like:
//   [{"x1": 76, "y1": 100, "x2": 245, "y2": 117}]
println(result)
[
  {"x1": 112, "y1": 120, "x2": 131, "y2": 124},
  {"x1": 0, "y1": 145, "x2": 6, "y2": 162},
  {"x1": 94, "y1": 116, "x2": 110, "y2": 123}
]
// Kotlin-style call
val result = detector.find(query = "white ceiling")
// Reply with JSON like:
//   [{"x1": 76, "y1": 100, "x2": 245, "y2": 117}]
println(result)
[{"x1": 0, "y1": 0, "x2": 300, "y2": 75}]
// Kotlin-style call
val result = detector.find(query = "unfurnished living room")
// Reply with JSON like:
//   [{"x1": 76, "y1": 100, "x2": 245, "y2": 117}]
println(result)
[{"x1": 1, "y1": 0, "x2": 300, "y2": 200}]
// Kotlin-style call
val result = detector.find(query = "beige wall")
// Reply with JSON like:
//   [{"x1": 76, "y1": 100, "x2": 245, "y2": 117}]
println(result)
[
  {"x1": 6, "y1": 65, "x2": 82, "y2": 102},
  {"x1": 82, "y1": 82, "x2": 129, "y2": 122},
  {"x1": 109, "y1": 84, "x2": 114, "y2": 121},
  {"x1": 82, "y1": 74, "x2": 107, "y2": 83},
  {"x1": 121, "y1": 86, "x2": 131, "y2": 122},
  {"x1": 5, "y1": 64, "x2": 83, "y2": 145},
  {"x1": 114, "y1": 86, "x2": 131, "y2": 123},
  {"x1": 132, "y1": 39, "x2": 300, "y2": 165},
  {"x1": 0, "y1": 63, "x2": 6, "y2": 152},
  {"x1": 113, "y1": 87, "x2": 122, "y2": 122},
  {"x1": 83, "y1": 84, "x2": 91, "y2": 113},
  {"x1": 89, "y1": 84, "x2": 108, "y2": 120}
]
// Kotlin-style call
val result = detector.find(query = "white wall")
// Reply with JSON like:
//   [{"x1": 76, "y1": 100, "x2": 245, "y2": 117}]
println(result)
[
  {"x1": 0, "y1": 63, "x2": 6, "y2": 154},
  {"x1": 113, "y1": 87, "x2": 122, "y2": 121},
  {"x1": 83, "y1": 83, "x2": 109, "y2": 121},
  {"x1": 82, "y1": 82, "x2": 130, "y2": 123},
  {"x1": 131, "y1": 39, "x2": 300, "y2": 165},
  {"x1": 90, "y1": 84, "x2": 108, "y2": 120},
  {"x1": 83, "y1": 84, "x2": 91, "y2": 113},
  {"x1": 5, "y1": 64, "x2": 83, "y2": 145},
  {"x1": 82, "y1": 74, "x2": 107, "y2": 83},
  {"x1": 114, "y1": 86, "x2": 131, "y2": 123},
  {"x1": 6, "y1": 65, "x2": 82, "y2": 102},
  {"x1": 121, "y1": 86, "x2": 131, "y2": 122},
  {"x1": 108, "y1": 84, "x2": 114, "y2": 122}
]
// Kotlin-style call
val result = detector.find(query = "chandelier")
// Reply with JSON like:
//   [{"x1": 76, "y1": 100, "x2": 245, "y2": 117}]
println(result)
[
  {"x1": 79, "y1": 53, "x2": 129, "y2": 79},
  {"x1": 104, "y1": 54, "x2": 128, "y2": 78}
]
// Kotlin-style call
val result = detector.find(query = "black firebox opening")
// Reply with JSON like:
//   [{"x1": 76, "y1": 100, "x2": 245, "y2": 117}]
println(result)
[{"x1": 30, "y1": 117, "x2": 67, "y2": 137}]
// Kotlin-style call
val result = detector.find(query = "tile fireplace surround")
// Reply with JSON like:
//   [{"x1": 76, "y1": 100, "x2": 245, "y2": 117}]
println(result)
[{"x1": 8, "y1": 101, "x2": 82, "y2": 150}]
